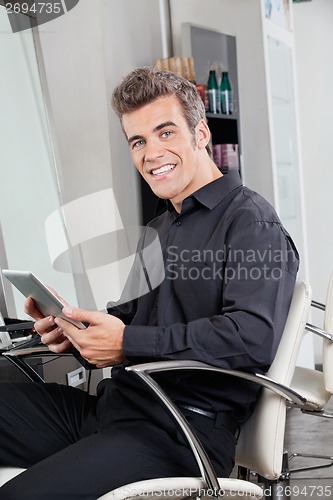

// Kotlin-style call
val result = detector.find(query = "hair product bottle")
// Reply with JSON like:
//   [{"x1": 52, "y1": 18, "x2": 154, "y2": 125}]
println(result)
[
  {"x1": 207, "y1": 70, "x2": 220, "y2": 114},
  {"x1": 220, "y1": 71, "x2": 233, "y2": 115}
]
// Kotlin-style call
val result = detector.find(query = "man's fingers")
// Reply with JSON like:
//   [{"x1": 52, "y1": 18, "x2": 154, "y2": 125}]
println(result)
[
  {"x1": 43, "y1": 337, "x2": 73, "y2": 354},
  {"x1": 34, "y1": 315, "x2": 56, "y2": 335},
  {"x1": 24, "y1": 296, "x2": 45, "y2": 321},
  {"x1": 60, "y1": 330, "x2": 81, "y2": 352},
  {"x1": 61, "y1": 306, "x2": 104, "y2": 325},
  {"x1": 54, "y1": 309, "x2": 125, "y2": 368}
]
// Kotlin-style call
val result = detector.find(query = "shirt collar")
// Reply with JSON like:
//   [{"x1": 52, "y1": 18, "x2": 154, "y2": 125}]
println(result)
[
  {"x1": 191, "y1": 170, "x2": 243, "y2": 210},
  {"x1": 155, "y1": 171, "x2": 243, "y2": 216}
]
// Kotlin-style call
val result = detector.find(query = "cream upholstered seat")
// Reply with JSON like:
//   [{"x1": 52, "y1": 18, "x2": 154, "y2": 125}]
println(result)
[
  {"x1": 290, "y1": 367, "x2": 329, "y2": 410},
  {"x1": 0, "y1": 468, "x2": 25, "y2": 487},
  {"x1": 287, "y1": 271, "x2": 333, "y2": 472},
  {"x1": 291, "y1": 271, "x2": 333, "y2": 412},
  {"x1": 99, "y1": 477, "x2": 264, "y2": 500},
  {"x1": 1, "y1": 281, "x2": 312, "y2": 499}
]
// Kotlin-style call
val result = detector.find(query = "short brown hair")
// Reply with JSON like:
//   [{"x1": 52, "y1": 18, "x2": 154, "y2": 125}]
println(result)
[{"x1": 112, "y1": 66, "x2": 211, "y2": 156}]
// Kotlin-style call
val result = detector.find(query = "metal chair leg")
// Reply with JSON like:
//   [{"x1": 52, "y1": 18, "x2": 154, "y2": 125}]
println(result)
[
  {"x1": 261, "y1": 452, "x2": 291, "y2": 500},
  {"x1": 289, "y1": 452, "x2": 333, "y2": 473}
]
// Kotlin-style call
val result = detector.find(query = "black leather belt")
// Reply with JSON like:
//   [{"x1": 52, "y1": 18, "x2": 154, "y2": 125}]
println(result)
[{"x1": 178, "y1": 403, "x2": 240, "y2": 438}]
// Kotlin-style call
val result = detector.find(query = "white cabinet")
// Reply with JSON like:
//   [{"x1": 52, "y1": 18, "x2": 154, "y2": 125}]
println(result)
[
  {"x1": 262, "y1": 2, "x2": 313, "y2": 367},
  {"x1": 262, "y1": 2, "x2": 309, "y2": 281}
]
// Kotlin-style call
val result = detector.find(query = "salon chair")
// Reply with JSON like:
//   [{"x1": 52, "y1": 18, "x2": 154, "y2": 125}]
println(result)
[
  {"x1": 288, "y1": 271, "x2": 333, "y2": 473},
  {"x1": 0, "y1": 281, "x2": 312, "y2": 499}
]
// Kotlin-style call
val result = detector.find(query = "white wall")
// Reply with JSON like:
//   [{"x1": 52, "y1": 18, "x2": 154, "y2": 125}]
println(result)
[
  {"x1": 0, "y1": 0, "x2": 168, "y2": 314},
  {"x1": 100, "y1": 0, "x2": 169, "y2": 228},
  {"x1": 0, "y1": 8, "x2": 78, "y2": 317},
  {"x1": 36, "y1": 0, "x2": 167, "y2": 222},
  {"x1": 293, "y1": 0, "x2": 333, "y2": 362},
  {"x1": 32, "y1": 0, "x2": 166, "y2": 309}
]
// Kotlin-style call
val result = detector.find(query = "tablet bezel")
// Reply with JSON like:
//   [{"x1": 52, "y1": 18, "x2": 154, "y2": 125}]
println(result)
[{"x1": 2, "y1": 270, "x2": 85, "y2": 329}]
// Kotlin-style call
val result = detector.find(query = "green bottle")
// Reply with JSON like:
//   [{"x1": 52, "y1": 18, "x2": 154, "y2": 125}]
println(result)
[
  {"x1": 207, "y1": 70, "x2": 220, "y2": 114},
  {"x1": 220, "y1": 71, "x2": 233, "y2": 115}
]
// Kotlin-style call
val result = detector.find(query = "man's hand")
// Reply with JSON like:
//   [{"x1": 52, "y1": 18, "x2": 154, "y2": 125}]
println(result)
[
  {"x1": 54, "y1": 307, "x2": 125, "y2": 368},
  {"x1": 24, "y1": 296, "x2": 73, "y2": 354}
]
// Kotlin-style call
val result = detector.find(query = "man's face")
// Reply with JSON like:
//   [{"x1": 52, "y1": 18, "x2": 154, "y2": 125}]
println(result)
[{"x1": 122, "y1": 95, "x2": 210, "y2": 211}]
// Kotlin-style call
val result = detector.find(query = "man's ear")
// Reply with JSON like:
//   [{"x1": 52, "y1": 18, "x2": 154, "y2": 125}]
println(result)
[{"x1": 195, "y1": 119, "x2": 211, "y2": 150}]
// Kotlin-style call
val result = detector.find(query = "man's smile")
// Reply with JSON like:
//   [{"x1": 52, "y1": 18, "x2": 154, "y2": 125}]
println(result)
[{"x1": 150, "y1": 163, "x2": 176, "y2": 177}]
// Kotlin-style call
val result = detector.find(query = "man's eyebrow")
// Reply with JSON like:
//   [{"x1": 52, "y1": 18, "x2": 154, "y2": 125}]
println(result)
[
  {"x1": 153, "y1": 121, "x2": 178, "y2": 132},
  {"x1": 127, "y1": 134, "x2": 143, "y2": 145}
]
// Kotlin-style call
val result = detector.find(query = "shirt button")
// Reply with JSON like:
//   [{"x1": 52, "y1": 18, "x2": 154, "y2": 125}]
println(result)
[{"x1": 176, "y1": 221, "x2": 182, "y2": 227}]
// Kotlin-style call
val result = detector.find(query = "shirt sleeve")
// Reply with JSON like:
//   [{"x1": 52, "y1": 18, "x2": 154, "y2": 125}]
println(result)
[{"x1": 123, "y1": 219, "x2": 299, "y2": 373}]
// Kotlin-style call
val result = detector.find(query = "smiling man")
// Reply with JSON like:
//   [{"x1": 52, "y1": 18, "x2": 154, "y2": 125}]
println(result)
[
  {"x1": 0, "y1": 67, "x2": 299, "y2": 500},
  {"x1": 122, "y1": 93, "x2": 220, "y2": 210}
]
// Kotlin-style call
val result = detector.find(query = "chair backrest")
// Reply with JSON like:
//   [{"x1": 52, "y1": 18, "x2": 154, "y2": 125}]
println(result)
[
  {"x1": 235, "y1": 281, "x2": 312, "y2": 480},
  {"x1": 323, "y1": 271, "x2": 333, "y2": 394}
]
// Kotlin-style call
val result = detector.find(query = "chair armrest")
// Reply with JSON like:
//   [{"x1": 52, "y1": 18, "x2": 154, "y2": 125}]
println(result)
[
  {"x1": 127, "y1": 360, "x2": 308, "y2": 407},
  {"x1": 126, "y1": 362, "x2": 222, "y2": 496},
  {"x1": 2, "y1": 342, "x2": 96, "y2": 383},
  {"x1": 4, "y1": 345, "x2": 52, "y2": 357},
  {"x1": 2, "y1": 343, "x2": 72, "y2": 383},
  {"x1": 125, "y1": 359, "x2": 313, "y2": 497}
]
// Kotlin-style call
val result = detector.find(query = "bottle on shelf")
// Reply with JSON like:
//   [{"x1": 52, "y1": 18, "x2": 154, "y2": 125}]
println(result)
[
  {"x1": 220, "y1": 71, "x2": 233, "y2": 115},
  {"x1": 207, "y1": 70, "x2": 220, "y2": 114}
]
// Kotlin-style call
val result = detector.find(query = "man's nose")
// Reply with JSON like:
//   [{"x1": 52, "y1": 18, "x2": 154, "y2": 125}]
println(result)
[{"x1": 144, "y1": 140, "x2": 164, "y2": 164}]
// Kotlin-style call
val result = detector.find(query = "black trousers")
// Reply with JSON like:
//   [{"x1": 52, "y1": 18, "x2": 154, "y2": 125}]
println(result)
[{"x1": 0, "y1": 376, "x2": 236, "y2": 500}]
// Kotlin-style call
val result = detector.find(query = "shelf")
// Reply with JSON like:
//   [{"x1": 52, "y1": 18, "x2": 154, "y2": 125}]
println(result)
[
  {"x1": 206, "y1": 112, "x2": 239, "y2": 121},
  {"x1": 207, "y1": 115, "x2": 239, "y2": 145}
]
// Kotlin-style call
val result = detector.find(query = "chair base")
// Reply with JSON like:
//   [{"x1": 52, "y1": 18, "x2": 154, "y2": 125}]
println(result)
[{"x1": 289, "y1": 452, "x2": 333, "y2": 473}]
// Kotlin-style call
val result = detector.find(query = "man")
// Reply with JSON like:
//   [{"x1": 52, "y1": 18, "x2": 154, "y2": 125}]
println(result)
[{"x1": 0, "y1": 67, "x2": 299, "y2": 499}]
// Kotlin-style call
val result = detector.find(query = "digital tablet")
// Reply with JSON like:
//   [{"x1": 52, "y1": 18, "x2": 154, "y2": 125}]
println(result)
[{"x1": 2, "y1": 270, "x2": 85, "y2": 329}]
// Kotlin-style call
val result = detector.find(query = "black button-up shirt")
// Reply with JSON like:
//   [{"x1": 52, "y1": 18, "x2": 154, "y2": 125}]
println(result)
[{"x1": 108, "y1": 171, "x2": 299, "y2": 423}]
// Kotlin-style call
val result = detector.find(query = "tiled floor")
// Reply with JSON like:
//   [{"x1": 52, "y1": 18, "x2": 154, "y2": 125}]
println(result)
[
  {"x1": 229, "y1": 399, "x2": 333, "y2": 499},
  {"x1": 283, "y1": 400, "x2": 333, "y2": 499}
]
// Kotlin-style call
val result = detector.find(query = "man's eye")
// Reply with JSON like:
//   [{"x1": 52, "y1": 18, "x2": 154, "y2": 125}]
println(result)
[
  {"x1": 161, "y1": 131, "x2": 172, "y2": 138},
  {"x1": 132, "y1": 140, "x2": 145, "y2": 149}
]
